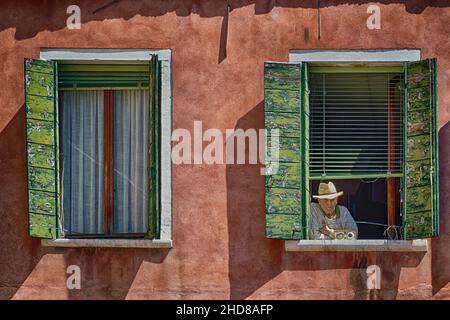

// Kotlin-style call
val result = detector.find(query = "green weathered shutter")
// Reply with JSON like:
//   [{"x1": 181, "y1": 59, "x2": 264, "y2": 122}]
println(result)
[
  {"x1": 25, "y1": 58, "x2": 60, "y2": 239},
  {"x1": 403, "y1": 59, "x2": 439, "y2": 239},
  {"x1": 147, "y1": 54, "x2": 160, "y2": 239},
  {"x1": 264, "y1": 62, "x2": 309, "y2": 239}
]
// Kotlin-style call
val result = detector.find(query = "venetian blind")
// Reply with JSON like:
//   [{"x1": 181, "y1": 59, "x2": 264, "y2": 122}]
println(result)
[
  {"x1": 309, "y1": 71, "x2": 404, "y2": 179},
  {"x1": 58, "y1": 64, "x2": 150, "y2": 89}
]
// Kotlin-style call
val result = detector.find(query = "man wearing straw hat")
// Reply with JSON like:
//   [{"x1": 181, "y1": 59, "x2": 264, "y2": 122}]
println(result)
[{"x1": 310, "y1": 182, "x2": 358, "y2": 240}]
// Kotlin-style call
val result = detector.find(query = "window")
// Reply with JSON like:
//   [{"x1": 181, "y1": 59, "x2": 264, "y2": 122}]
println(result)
[
  {"x1": 60, "y1": 89, "x2": 151, "y2": 237},
  {"x1": 264, "y1": 56, "x2": 438, "y2": 241},
  {"x1": 309, "y1": 68, "x2": 403, "y2": 239},
  {"x1": 25, "y1": 50, "x2": 171, "y2": 242}
]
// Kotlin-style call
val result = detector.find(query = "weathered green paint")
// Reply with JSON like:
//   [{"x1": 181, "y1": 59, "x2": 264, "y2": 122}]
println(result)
[
  {"x1": 29, "y1": 213, "x2": 57, "y2": 239},
  {"x1": 266, "y1": 136, "x2": 301, "y2": 163},
  {"x1": 264, "y1": 112, "x2": 301, "y2": 138},
  {"x1": 408, "y1": 88, "x2": 431, "y2": 110},
  {"x1": 407, "y1": 109, "x2": 431, "y2": 134},
  {"x1": 29, "y1": 190, "x2": 56, "y2": 215},
  {"x1": 407, "y1": 61, "x2": 432, "y2": 89},
  {"x1": 405, "y1": 185, "x2": 432, "y2": 213},
  {"x1": 264, "y1": 63, "x2": 302, "y2": 90},
  {"x1": 25, "y1": 58, "x2": 59, "y2": 239},
  {"x1": 27, "y1": 143, "x2": 55, "y2": 169},
  {"x1": 28, "y1": 167, "x2": 55, "y2": 193},
  {"x1": 407, "y1": 60, "x2": 431, "y2": 75},
  {"x1": 26, "y1": 95, "x2": 54, "y2": 121},
  {"x1": 264, "y1": 62, "x2": 305, "y2": 240},
  {"x1": 265, "y1": 162, "x2": 301, "y2": 189},
  {"x1": 266, "y1": 188, "x2": 301, "y2": 214},
  {"x1": 404, "y1": 211, "x2": 433, "y2": 238},
  {"x1": 266, "y1": 214, "x2": 302, "y2": 239},
  {"x1": 407, "y1": 74, "x2": 431, "y2": 89},
  {"x1": 26, "y1": 119, "x2": 54, "y2": 145},
  {"x1": 265, "y1": 89, "x2": 301, "y2": 113},
  {"x1": 406, "y1": 134, "x2": 431, "y2": 160},
  {"x1": 26, "y1": 71, "x2": 54, "y2": 97},
  {"x1": 147, "y1": 55, "x2": 160, "y2": 239},
  {"x1": 26, "y1": 58, "x2": 54, "y2": 74},
  {"x1": 406, "y1": 159, "x2": 431, "y2": 187},
  {"x1": 404, "y1": 59, "x2": 438, "y2": 239}
]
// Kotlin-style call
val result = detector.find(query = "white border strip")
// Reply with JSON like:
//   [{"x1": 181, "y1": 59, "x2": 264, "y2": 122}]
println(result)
[
  {"x1": 159, "y1": 57, "x2": 172, "y2": 241},
  {"x1": 285, "y1": 239, "x2": 428, "y2": 252},
  {"x1": 42, "y1": 239, "x2": 173, "y2": 248},
  {"x1": 40, "y1": 48, "x2": 172, "y2": 241},
  {"x1": 289, "y1": 49, "x2": 421, "y2": 63}
]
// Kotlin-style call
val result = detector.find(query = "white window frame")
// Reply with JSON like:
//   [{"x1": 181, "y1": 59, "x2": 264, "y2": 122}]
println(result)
[{"x1": 40, "y1": 49, "x2": 172, "y2": 248}]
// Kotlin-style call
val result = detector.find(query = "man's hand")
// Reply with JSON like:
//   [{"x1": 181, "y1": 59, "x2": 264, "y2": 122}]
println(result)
[{"x1": 319, "y1": 223, "x2": 335, "y2": 238}]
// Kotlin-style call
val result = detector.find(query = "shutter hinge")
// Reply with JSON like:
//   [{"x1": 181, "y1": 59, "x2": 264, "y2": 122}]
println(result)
[{"x1": 292, "y1": 227, "x2": 302, "y2": 238}]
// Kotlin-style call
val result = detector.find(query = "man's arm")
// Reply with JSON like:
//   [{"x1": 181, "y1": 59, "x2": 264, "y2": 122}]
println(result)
[{"x1": 310, "y1": 203, "x2": 333, "y2": 240}]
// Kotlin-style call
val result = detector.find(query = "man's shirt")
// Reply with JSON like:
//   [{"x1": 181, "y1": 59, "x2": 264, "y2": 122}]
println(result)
[{"x1": 309, "y1": 202, "x2": 358, "y2": 240}]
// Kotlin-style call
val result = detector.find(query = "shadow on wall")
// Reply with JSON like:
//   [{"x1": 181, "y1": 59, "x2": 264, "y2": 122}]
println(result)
[
  {"x1": 0, "y1": 106, "x2": 43, "y2": 299},
  {"x1": 0, "y1": 105, "x2": 170, "y2": 299},
  {"x1": 431, "y1": 120, "x2": 450, "y2": 295},
  {"x1": 60, "y1": 247, "x2": 169, "y2": 299},
  {"x1": 0, "y1": 0, "x2": 449, "y2": 40},
  {"x1": 226, "y1": 101, "x2": 427, "y2": 300}
]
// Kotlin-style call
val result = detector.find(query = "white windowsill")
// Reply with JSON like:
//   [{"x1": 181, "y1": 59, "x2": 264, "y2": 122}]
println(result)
[
  {"x1": 285, "y1": 239, "x2": 428, "y2": 252},
  {"x1": 41, "y1": 238, "x2": 173, "y2": 248}
]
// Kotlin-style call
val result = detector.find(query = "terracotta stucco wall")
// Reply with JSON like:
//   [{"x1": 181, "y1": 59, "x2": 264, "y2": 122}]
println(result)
[{"x1": 0, "y1": 0, "x2": 449, "y2": 299}]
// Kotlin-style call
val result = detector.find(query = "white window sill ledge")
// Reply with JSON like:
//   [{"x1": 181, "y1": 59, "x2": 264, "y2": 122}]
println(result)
[
  {"x1": 41, "y1": 239, "x2": 173, "y2": 249},
  {"x1": 285, "y1": 239, "x2": 428, "y2": 252}
]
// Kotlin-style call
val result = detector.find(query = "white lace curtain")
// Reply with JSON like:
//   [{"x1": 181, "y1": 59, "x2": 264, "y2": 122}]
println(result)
[{"x1": 61, "y1": 89, "x2": 149, "y2": 235}]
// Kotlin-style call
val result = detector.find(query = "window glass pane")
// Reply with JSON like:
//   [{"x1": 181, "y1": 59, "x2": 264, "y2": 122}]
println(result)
[
  {"x1": 61, "y1": 90, "x2": 104, "y2": 234},
  {"x1": 113, "y1": 89, "x2": 149, "y2": 234}
]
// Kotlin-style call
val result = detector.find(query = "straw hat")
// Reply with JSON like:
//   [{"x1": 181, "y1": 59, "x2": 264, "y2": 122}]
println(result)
[{"x1": 312, "y1": 182, "x2": 344, "y2": 200}]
